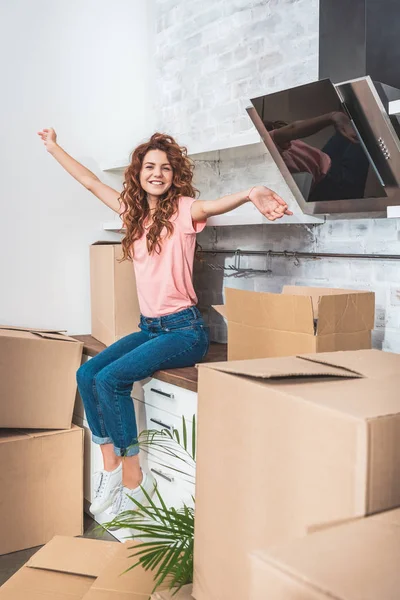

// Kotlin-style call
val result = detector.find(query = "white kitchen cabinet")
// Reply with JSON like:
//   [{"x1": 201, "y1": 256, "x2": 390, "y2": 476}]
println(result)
[
  {"x1": 141, "y1": 378, "x2": 197, "y2": 423},
  {"x1": 137, "y1": 378, "x2": 197, "y2": 509}
]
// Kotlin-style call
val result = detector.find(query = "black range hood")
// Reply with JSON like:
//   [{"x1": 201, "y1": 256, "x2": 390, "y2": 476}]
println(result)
[{"x1": 245, "y1": 0, "x2": 400, "y2": 217}]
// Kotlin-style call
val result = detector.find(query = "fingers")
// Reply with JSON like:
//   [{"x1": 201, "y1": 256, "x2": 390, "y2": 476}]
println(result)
[
  {"x1": 265, "y1": 210, "x2": 283, "y2": 221},
  {"x1": 272, "y1": 192, "x2": 287, "y2": 206},
  {"x1": 263, "y1": 204, "x2": 293, "y2": 220}
]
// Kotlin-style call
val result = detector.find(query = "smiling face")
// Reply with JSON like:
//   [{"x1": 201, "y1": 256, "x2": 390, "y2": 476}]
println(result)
[{"x1": 139, "y1": 149, "x2": 174, "y2": 201}]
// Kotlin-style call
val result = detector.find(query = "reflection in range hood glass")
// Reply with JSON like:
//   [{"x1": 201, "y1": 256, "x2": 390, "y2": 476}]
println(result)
[{"x1": 248, "y1": 77, "x2": 400, "y2": 216}]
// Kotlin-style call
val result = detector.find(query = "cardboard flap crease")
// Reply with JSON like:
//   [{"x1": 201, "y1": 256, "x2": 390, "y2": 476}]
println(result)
[
  {"x1": 27, "y1": 536, "x2": 120, "y2": 578},
  {"x1": 298, "y1": 349, "x2": 399, "y2": 379},
  {"x1": 0, "y1": 324, "x2": 66, "y2": 334},
  {"x1": 199, "y1": 355, "x2": 363, "y2": 380},
  {"x1": 31, "y1": 331, "x2": 81, "y2": 343}
]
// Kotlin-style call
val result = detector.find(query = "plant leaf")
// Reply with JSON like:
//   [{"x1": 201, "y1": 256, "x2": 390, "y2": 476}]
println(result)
[{"x1": 182, "y1": 416, "x2": 188, "y2": 452}]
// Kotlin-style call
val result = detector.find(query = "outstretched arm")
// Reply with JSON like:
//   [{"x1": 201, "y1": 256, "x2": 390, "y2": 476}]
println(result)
[
  {"x1": 37, "y1": 128, "x2": 122, "y2": 213},
  {"x1": 271, "y1": 111, "x2": 358, "y2": 146},
  {"x1": 191, "y1": 186, "x2": 293, "y2": 222}
]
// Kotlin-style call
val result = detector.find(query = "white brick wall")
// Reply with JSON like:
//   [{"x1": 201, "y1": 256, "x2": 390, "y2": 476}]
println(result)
[
  {"x1": 155, "y1": 0, "x2": 318, "y2": 150},
  {"x1": 154, "y1": 0, "x2": 400, "y2": 352}
]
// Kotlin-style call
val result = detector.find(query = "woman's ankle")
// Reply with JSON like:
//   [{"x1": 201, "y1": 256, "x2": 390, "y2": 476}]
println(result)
[
  {"x1": 103, "y1": 457, "x2": 122, "y2": 472},
  {"x1": 100, "y1": 443, "x2": 122, "y2": 472},
  {"x1": 122, "y1": 455, "x2": 143, "y2": 489}
]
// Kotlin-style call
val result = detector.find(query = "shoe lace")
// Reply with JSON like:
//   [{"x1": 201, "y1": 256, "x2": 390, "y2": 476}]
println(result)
[
  {"x1": 111, "y1": 485, "x2": 125, "y2": 515},
  {"x1": 93, "y1": 471, "x2": 106, "y2": 498}
]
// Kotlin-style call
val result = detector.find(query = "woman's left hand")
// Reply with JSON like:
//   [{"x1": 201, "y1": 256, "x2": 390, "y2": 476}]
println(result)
[{"x1": 248, "y1": 186, "x2": 293, "y2": 221}]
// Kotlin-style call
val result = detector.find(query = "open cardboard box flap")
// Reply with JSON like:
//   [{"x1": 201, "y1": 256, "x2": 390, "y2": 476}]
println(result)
[
  {"x1": 0, "y1": 536, "x2": 170, "y2": 599},
  {"x1": 213, "y1": 288, "x2": 315, "y2": 334},
  {"x1": 299, "y1": 348, "x2": 400, "y2": 379},
  {"x1": 198, "y1": 353, "x2": 365, "y2": 380},
  {"x1": 212, "y1": 287, "x2": 375, "y2": 335},
  {"x1": 27, "y1": 536, "x2": 120, "y2": 578},
  {"x1": 197, "y1": 350, "x2": 400, "y2": 420},
  {"x1": 282, "y1": 285, "x2": 375, "y2": 334},
  {"x1": 0, "y1": 325, "x2": 80, "y2": 343},
  {"x1": 0, "y1": 324, "x2": 66, "y2": 333},
  {"x1": 212, "y1": 305, "x2": 227, "y2": 319}
]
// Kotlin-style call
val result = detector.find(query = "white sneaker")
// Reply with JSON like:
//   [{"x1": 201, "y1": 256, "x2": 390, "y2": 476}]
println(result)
[
  {"x1": 90, "y1": 463, "x2": 122, "y2": 515},
  {"x1": 109, "y1": 471, "x2": 157, "y2": 523}
]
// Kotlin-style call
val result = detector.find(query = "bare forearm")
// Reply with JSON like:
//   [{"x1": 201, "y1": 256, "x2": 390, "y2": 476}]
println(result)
[
  {"x1": 273, "y1": 112, "x2": 336, "y2": 145},
  {"x1": 47, "y1": 143, "x2": 99, "y2": 190},
  {"x1": 192, "y1": 189, "x2": 250, "y2": 220}
]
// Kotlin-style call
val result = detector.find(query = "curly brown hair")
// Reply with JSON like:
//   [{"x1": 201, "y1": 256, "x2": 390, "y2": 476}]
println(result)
[{"x1": 119, "y1": 133, "x2": 198, "y2": 260}]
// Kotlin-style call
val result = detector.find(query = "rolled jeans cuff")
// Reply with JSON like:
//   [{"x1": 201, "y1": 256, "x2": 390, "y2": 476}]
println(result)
[
  {"x1": 92, "y1": 434, "x2": 113, "y2": 445},
  {"x1": 114, "y1": 442, "x2": 140, "y2": 457}
]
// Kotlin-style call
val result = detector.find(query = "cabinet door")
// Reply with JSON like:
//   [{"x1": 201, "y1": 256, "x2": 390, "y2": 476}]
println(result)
[
  {"x1": 142, "y1": 378, "x2": 197, "y2": 422},
  {"x1": 137, "y1": 400, "x2": 196, "y2": 472},
  {"x1": 147, "y1": 458, "x2": 195, "y2": 509}
]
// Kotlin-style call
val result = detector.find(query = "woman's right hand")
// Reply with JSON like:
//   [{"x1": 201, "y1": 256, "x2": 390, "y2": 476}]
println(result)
[
  {"x1": 331, "y1": 112, "x2": 359, "y2": 144},
  {"x1": 37, "y1": 128, "x2": 57, "y2": 151}
]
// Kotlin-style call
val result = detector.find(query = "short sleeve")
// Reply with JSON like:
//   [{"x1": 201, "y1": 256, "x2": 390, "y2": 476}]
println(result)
[{"x1": 177, "y1": 197, "x2": 207, "y2": 234}]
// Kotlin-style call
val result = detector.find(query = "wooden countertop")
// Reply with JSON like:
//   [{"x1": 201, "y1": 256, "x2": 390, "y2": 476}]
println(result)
[{"x1": 73, "y1": 335, "x2": 227, "y2": 393}]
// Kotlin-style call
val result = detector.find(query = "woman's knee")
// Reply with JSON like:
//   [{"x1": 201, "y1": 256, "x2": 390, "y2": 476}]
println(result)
[
  {"x1": 76, "y1": 359, "x2": 96, "y2": 388},
  {"x1": 94, "y1": 367, "x2": 132, "y2": 397}
]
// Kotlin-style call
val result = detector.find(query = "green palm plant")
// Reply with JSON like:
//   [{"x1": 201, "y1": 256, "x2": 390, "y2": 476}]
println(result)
[{"x1": 105, "y1": 416, "x2": 197, "y2": 595}]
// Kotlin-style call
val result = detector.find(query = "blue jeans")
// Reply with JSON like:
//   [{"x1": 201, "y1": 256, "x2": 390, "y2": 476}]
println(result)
[{"x1": 76, "y1": 306, "x2": 209, "y2": 457}]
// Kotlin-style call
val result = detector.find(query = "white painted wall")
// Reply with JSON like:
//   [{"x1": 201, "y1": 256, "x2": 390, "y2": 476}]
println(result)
[{"x1": 0, "y1": 0, "x2": 155, "y2": 334}]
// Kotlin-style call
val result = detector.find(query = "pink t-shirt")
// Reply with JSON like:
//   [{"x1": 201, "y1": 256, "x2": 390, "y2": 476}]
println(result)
[
  {"x1": 270, "y1": 131, "x2": 331, "y2": 185},
  {"x1": 127, "y1": 197, "x2": 206, "y2": 318}
]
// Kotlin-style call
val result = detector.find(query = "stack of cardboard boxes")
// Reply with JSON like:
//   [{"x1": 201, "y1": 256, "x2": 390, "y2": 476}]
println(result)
[
  {"x1": 0, "y1": 326, "x2": 84, "y2": 556},
  {"x1": 3, "y1": 277, "x2": 400, "y2": 599},
  {"x1": 191, "y1": 285, "x2": 400, "y2": 599}
]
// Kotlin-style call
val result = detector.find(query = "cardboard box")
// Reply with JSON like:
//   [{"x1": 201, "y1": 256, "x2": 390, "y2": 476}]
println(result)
[
  {"x1": 152, "y1": 586, "x2": 193, "y2": 599},
  {"x1": 249, "y1": 509, "x2": 400, "y2": 599},
  {"x1": 0, "y1": 426, "x2": 83, "y2": 555},
  {"x1": 0, "y1": 325, "x2": 83, "y2": 429},
  {"x1": 193, "y1": 349, "x2": 400, "y2": 600},
  {"x1": 0, "y1": 535, "x2": 169, "y2": 599},
  {"x1": 90, "y1": 242, "x2": 140, "y2": 347},
  {"x1": 213, "y1": 286, "x2": 375, "y2": 360}
]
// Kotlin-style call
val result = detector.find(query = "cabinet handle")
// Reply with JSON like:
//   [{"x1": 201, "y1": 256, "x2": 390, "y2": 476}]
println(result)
[
  {"x1": 151, "y1": 468, "x2": 174, "y2": 483},
  {"x1": 150, "y1": 387, "x2": 174, "y2": 399},
  {"x1": 150, "y1": 417, "x2": 172, "y2": 430}
]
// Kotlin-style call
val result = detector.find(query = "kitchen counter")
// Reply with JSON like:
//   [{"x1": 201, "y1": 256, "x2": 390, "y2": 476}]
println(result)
[{"x1": 73, "y1": 335, "x2": 227, "y2": 393}]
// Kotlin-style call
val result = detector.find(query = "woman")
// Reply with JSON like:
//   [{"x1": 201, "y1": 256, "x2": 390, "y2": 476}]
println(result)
[{"x1": 37, "y1": 129, "x2": 292, "y2": 519}]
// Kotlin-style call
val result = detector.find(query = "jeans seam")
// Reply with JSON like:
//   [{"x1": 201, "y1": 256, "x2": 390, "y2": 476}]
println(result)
[
  {"x1": 100, "y1": 373, "x2": 136, "y2": 457},
  {"x1": 112, "y1": 382, "x2": 127, "y2": 455},
  {"x1": 92, "y1": 379, "x2": 108, "y2": 438}
]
